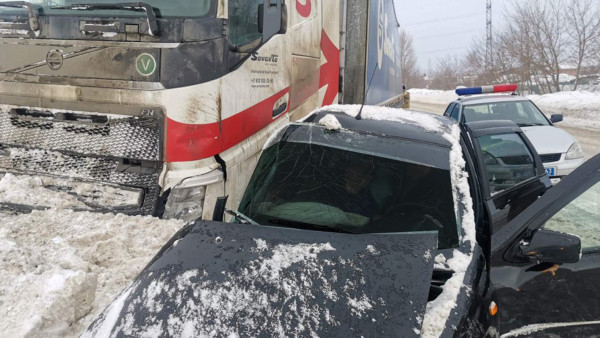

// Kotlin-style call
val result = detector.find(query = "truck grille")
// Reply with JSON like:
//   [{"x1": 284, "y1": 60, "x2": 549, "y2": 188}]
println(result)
[
  {"x1": 0, "y1": 107, "x2": 162, "y2": 215},
  {"x1": 540, "y1": 153, "x2": 562, "y2": 163}
]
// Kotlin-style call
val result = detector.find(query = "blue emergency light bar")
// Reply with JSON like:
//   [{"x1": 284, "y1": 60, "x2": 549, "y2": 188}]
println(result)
[{"x1": 455, "y1": 84, "x2": 518, "y2": 96}]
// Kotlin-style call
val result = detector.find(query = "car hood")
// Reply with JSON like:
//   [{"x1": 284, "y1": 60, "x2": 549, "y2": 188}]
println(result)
[
  {"x1": 521, "y1": 126, "x2": 575, "y2": 154},
  {"x1": 82, "y1": 221, "x2": 437, "y2": 337}
]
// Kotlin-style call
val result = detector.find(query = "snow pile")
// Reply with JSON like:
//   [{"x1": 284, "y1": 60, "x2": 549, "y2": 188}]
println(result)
[
  {"x1": 421, "y1": 124, "x2": 477, "y2": 337},
  {"x1": 0, "y1": 209, "x2": 183, "y2": 337},
  {"x1": 0, "y1": 173, "x2": 89, "y2": 209},
  {"x1": 318, "y1": 114, "x2": 342, "y2": 130},
  {"x1": 409, "y1": 89, "x2": 458, "y2": 105},
  {"x1": 528, "y1": 91, "x2": 600, "y2": 130},
  {"x1": 316, "y1": 104, "x2": 446, "y2": 133}
]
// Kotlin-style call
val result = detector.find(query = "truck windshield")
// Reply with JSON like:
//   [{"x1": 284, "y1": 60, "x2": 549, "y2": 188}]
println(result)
[
  {"x1": 463, "y1": 100, "x2": 550, "y2": 127},
  {"x1": 238, "y1": 131, "x2": 460, "y2": 249},
  {"x1": 0, "y1": 0, "x2": 215, "y2": 18}
]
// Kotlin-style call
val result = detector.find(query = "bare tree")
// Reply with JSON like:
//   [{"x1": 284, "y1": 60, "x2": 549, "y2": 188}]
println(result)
[
  {"x1": 399, "y1": 29, "x2": 424, "y2": 88},
  {"x1": 428, "y1": 56, "x2": 462, "y2": 90},
  {"x1": 565, "y1": 0, "x2": 600, "y2": 89}
]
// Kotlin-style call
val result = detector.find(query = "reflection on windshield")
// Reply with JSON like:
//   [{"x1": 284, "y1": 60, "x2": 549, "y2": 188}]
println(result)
[
  {"x1": 239, "y1": 141, "x2": 460, "y2": 249},
  {"x1": 0, "y1": 0, "x2": 214, "y2": 18},
  {"x1": 463, "y1": 101, "x2": 550, "y2": 126}
]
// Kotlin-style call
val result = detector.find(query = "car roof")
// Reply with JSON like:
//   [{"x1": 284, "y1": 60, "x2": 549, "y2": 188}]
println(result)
[
  {"x1": 458, "y1": 94, "x2": 530, "y2": 105},
  {"x1": 305, "y1": 108, "x2": 455, "y2": 148},
  {"x1": 465, "y1": 120, "x2": 522, "y2": 137}
]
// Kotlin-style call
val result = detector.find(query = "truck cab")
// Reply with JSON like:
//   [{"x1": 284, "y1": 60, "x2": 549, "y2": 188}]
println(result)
[{"x1": 0, "y1": 0, "x2": 404, "y2": 221}]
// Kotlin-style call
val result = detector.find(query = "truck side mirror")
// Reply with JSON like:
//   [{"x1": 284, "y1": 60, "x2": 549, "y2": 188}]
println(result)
[
  {"x1": 520, "y1": 229, "x2": 580, "y2": 264},
  {"x1": 550, "y1": 114, "x2": 563, "y2": 123},
  {"x1": 258, "y1": 0, "x2": 284, "y2": 42}
]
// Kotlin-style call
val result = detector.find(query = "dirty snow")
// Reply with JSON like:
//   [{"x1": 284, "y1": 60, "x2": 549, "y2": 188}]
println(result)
[{"x1": 0, "y1": 209, "x2": 183, "y2": 337}]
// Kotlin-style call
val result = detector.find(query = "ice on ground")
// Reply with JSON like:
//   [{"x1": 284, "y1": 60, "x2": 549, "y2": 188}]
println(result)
[
  {"x1": 0, "y1": 209, "x2": 183, "y2": 338},
  {"x1": 409, "y1": 88, "x2": 458, "y2": 105}
]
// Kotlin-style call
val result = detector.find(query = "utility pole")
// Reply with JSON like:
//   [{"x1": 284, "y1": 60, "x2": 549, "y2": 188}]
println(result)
[{"x1": 485, "y1": 0, "x2": 493, "y2": 70}]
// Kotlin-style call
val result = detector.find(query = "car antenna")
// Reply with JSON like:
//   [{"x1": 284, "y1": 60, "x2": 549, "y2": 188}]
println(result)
[{"x1": 356, "y1": 62, "x2": 378, "y2": 120}]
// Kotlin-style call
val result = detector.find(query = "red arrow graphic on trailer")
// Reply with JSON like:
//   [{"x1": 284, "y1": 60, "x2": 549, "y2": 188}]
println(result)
[
  {"x1": 296, "y1": 0, "x2": 311, "y2": 17},
  {"x1": 319, "y1": 30, "x2": 340, "y2": 106}
]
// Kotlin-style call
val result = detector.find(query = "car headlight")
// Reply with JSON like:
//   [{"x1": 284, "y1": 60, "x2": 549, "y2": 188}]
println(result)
[
  {"x1": 163, "y1": 169, "x2": 224, "y2": 222},
  {"x1": 565, "y1": 142, "x2": 584, "y2": 160}
]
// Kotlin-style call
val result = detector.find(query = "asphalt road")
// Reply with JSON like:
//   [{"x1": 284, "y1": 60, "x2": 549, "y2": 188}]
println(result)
[{"x1": 410, "y1": 100, "x2": 600, "y2": 159}]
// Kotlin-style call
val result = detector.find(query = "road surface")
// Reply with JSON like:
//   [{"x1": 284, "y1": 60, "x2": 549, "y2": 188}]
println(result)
[{"x1": 410, "y1": 100, "x2": 600, "y2": 159}]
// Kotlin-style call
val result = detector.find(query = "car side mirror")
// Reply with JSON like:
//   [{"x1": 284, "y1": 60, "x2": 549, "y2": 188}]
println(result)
[
  {"x1": 258, "y1": 0, "x2": 285, "y2": 42},
  {"x1": 550, "y1": 114, "x2": 563, "y2": 123},
  {"x1": 520, "y1": 229, "x2": 580, "y2": 264}
]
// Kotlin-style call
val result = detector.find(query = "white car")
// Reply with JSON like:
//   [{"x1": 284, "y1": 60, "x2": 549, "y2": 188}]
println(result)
[{"x1": 445, "y1": 85, "x2": 585, "y2": 183}]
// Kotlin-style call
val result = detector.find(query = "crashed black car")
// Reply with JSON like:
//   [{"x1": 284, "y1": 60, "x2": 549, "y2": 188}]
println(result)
[{"x1": 83, "y1": 107, "x2": 599, "y2": 337}]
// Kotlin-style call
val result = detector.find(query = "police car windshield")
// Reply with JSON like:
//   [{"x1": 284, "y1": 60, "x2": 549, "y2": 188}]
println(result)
[
  {"x1": 239, "y1": 134, "x2": 460, "y2": 250},
  {"x1": 0, "y1": 0, "x2": 215, "y2": 18},
  {"x1": 463, "y1": 100, "x2": 550, "y2": 126}
]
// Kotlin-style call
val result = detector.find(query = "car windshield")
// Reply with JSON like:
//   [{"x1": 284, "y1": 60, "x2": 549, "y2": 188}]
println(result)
[
  {"x1": 238, "y1": 125, "x2": 460, "y2": 249},
  {"x1": 0, "y1": 0, "x2": 215, "y2": 18},
  {"x1": 463, "y1": 100, "x2": 550, "y2": 127}
]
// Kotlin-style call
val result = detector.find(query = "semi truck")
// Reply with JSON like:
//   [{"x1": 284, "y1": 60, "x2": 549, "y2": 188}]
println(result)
[{"x1": 0, "y1": 0, "x2": 403, "y2": 221}]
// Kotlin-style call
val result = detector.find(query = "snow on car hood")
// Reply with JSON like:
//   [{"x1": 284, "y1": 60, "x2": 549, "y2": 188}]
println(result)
[
  {"x1": 82, "y1": 221, "x2": 438, "y2": 337},
  {"x1": 521, "y1": 126, "x2": 576, "y2": 154}
]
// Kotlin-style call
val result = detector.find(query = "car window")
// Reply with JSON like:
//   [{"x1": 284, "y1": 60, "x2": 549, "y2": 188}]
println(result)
[
  {"x1": 450, "y1": 104, "x2": 460, "y2": 120},
  {"x1": 544, "y1": 181, "x2": 600, "y2": 251},
  {"x1": 477, "y1": 133, "x2": 536, "y2": 194},
  {"x1": 463, "y1": 101, "x2": 550, "y2": 126},
  {"x1": 229, "y1": 0, "x2": 262, "y2": 46},
  {"x1": 443, "y1": 103, "x2": 455, "y2": 117}
]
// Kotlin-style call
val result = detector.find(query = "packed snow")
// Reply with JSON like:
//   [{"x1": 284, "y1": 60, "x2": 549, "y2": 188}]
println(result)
[{"x1": 0, "y1": 208, "x2": 183, "y2": 337}]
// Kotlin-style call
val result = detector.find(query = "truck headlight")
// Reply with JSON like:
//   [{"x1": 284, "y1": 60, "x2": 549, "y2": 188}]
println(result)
[
  {"x1": 565, "y1": 142, "x2": 584, "y2": 160},
  {"x1": 163, "y1": 169, "x2": 224, "y2": 222}
]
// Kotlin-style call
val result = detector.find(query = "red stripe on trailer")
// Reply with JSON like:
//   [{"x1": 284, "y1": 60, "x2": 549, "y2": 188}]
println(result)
[
  {"x1": 319, "y1": 30, "x2": 340, "y2": 106},
  {"x1": 493, "y1": 84, "x2": 518, "y2": 93},
  {"x1": 165, "y1": 88, "x2": 290, "y2": 162}
]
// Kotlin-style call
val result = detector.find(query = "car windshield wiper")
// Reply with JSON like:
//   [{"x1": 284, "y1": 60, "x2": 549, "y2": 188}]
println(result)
[
  {"x1": 0, "y1": 1, "x2": 39, "y2": 31},
  {"x1": 517, "y1": 122, "x2": 544, "y2": 127},
  {"x1": 224, "y1": 209, "x2": 256, "y2": 225},
  {"x1": 51, "y1": 2, "x2": 159, "y2": 36},
  {"x1": 268, "y1": 219, "x2": 354, "y2": 234}
]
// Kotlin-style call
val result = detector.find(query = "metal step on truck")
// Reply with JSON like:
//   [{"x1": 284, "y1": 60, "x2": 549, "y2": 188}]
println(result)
[{"x1": 0, "y1": 0, "x2": 403, "y2": 221}]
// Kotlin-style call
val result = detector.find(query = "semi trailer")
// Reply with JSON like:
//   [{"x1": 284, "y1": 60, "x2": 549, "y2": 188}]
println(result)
[{"x1": 0, "y1": 0, "x2": 403, "y2": 220}]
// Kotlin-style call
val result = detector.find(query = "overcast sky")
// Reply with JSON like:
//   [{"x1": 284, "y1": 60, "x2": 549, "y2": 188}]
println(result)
[{"x1": 394, "y1": 0, "x2": 507, "y2": 73}]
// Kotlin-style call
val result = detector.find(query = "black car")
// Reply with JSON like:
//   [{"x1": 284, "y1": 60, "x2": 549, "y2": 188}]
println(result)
[{"x1": 83, "y1": 107, "x2": 598, "y2": 337}]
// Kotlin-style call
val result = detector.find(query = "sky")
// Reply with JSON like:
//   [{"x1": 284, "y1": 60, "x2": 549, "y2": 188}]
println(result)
[{"x1": 394, "y1": 0, "x2": 507, "y2": 73}]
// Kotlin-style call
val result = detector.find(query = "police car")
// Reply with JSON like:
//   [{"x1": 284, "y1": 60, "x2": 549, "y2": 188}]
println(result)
[{"x1": 444, "y1": 84, "x2": 585, "y2": 183}]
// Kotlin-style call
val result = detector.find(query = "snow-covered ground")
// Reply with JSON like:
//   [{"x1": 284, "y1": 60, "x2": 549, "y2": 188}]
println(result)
[
  {"x1": 0, "y1": 207, "x2": 183, "y2": 337},
  {"x1": 409, "y1": 88, "x2": 600, "y2": 132}
]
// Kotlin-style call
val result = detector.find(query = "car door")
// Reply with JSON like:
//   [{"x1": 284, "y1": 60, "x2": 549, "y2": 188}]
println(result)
[
  {"x1": 488, "y1": 154, "x2": 600, "y2": 336},
  {"x1": 468, "y1": 124, "x2": 551, "y2": 233}
]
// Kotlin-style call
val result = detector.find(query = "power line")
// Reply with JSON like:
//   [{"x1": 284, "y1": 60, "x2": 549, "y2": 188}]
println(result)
[
  {"x1": 418, "y1": 29, "x2": 479, "y2": 41},
  {"x1": 416, "y1": 46, "x2": 470, "y2": 56},
  {"x1": 401, "y1": 12, "x2": 486, "y2": 28}
]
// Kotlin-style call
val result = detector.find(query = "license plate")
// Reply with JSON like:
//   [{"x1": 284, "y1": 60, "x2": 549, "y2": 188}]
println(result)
[{"x1": 545, "y1": 167, "x2": 556, "y2": 176}]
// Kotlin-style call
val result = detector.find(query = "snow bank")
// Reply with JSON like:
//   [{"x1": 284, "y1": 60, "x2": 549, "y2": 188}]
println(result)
[
  {"x1": 528, "y1": 91, "x2": 600, "y2": 131},
  {"x1": 0, "y1": 209, "x2": 183, "y2": 337},
  {"x1": 409, "y1": 89, "x2": 458, "y2": 106}
]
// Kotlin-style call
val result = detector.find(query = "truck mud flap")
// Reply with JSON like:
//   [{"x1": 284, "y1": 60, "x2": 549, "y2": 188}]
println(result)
[{"x1": 0, "y1": 107, "x2": 162, "y2": 215}]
